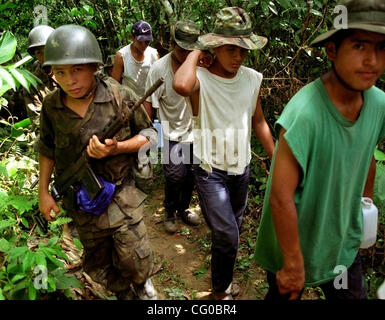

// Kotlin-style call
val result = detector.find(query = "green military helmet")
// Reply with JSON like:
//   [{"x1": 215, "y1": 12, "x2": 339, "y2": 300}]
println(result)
[
  {"x1": 43, "y1": 25, "x2": 103, "y2": 67},
  {"x1": 27, "y1": 25, "x2": 54, "y2": 55}
]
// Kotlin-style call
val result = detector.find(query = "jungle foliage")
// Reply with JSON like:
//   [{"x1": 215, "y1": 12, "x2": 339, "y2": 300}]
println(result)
[{"x1": 0, "y1": 0, "x2": 385, "y2": 300}]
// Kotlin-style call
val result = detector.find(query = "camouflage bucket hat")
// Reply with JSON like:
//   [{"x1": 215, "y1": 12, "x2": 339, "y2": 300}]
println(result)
[
  {"x1": 311, "y1": 0, "x2": 385, "y2": 47},
  {"x1": 171, "y1": 20, "x2": 202, "y2": 50},
  {"x1": 199, "y1": 7, "x2": 267, "y2": 50}
]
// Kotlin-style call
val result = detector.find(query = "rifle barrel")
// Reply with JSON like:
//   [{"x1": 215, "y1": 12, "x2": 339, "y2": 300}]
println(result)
[{"x1": 133, "y1": 77, "x2": 165, "y2": 111}]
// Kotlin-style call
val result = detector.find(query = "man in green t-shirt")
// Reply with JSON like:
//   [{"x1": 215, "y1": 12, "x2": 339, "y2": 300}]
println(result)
[{"x1": 254, "y1": 0, "x2": 385, "y2": 300}]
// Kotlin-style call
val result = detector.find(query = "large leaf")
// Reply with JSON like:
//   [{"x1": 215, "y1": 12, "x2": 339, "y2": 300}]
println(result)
[
  {"x1": 0, "y1": 238, "x2": 10, "y2": 252},
  {"x1": 0, "y1": 220, "x2": 16, "y2": 231},
  {"x1": 374, "y1": 149, "x2": 385, "y2": 162},
  {"x1": 7, "y1": 195, "x2": 35, "y2": 213},
  {"x1": 22, "y1": 250, "x2": 35, "y2": 273},
  {"x1": 0, "y1": 67, "x2": 15, "y2": 91},
  {"x1": 52, "y1": 269, "x2": 82, "y2": 290},
  {"x1": 9, "y1": 68, "x2": 30, "y2": 92},
  {"x1": 17, "y1": 68, "x2": 42, "y2": 90},
  {"x1": 28, "y1": 282, "x2": 37, "y2": 300},
  {"x1": 11, "y1": 273, "x2": 26, "y2": 284},
  {"x1": 35, "y1": 251, "x2": 47, "y2": 268},
  {"x1": 0, "y1": 32, "x2": 17, "y2": 65}
]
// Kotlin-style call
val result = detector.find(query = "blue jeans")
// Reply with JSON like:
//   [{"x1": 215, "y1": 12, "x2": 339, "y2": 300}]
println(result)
[
  {"x1": 162, "y1": 140, "x2": 195, "y2": 214},
  {"x1": 193, "y1": 164, "x2": 250, "y2": 293}
]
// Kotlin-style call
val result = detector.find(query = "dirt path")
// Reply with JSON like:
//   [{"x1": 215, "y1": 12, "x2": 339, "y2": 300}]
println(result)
[
  {"x1": 63, "y1": 185, "x2": 321, "y2": 300},
  {"x1": 142, "y1": 186, "x2": 321, "y2": 300}
]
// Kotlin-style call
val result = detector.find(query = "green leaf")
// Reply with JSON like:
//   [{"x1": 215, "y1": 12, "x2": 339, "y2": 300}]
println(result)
[
  {"x1": 9, "y1": 246, "x2": 28, "y2": 259},
  {"x1": 28, "y1": 282, "x2": 37, "y2": 300},
  {"x1": 44, "y1": 246, "x2": 69, "y2": 261},
  {"x1": 11, "y1": 273, "x2": 27, "y2": 283},
  {"x1": 52, "y1": 269, "x2": 82, "y2": 289},
  {"x1": 14, "y1": 118, "x2": 31, "y2": 129},
  {"x1": 0, "y1": 288, "x2": 5, "y2": 300},
  {"x1": 22, "y1": 250, "x2": 35, "y2": 273},
  {"x1": 17, "y1": 69, "x2": 41, "y2": 90},
  {"x1": 374, "y1": 149, "x2": 385, "y2": 161},
  {"x1": 0, "y1": 164, "x2": 8, "y2": 178},
  {"x1": 47, "y1": 236, "x2": 59, "y2": 247},
  {"x1": 73, "y1": 238, "x2": 83, "y2": 250},
  {"x1": 12, "y1": 278, "x2": 28, "y2": 292},
  {"x1": 47, "y1": 277, "x2": 56, "y2": 292},
  {"x1": 20, "y1": 217, "x2": 29, "y2": 228},
  {"x1": 35, "y1": 251, "x2": 47, "y2": 268},
  {"x1": 261, "y1": 1, "x2": 269, "y2": 16},
  {"x1": 9, "y1": 68, "x2": 30, "y2": 92},
  {"x1": 268, "y1": 2, "x2": 278, "y2": 15},
  {"x1": 276, "y1": 0, "x2": 290, "y2": 9},
  {"x1": 0, "y1": 32, "x2": 17, "y2": 64},
  {"x1": 8, "y1": 195, "x2": 34, "y2": 213},
  {"x1": 310, "y1": 9, "x2": 323, "y2": 17},
  {"x1": 41, "y1": 248, "x2": 64, "y2": 268},
  {"x1": 0, "y1": 220, "x2": 16, "y2": 231},
  {"x1": 0, "y1": 238, "x2": 10, "y2": 252},
  {"x1": 0, "y1": 67, "x2": 16, "y2": 91}
]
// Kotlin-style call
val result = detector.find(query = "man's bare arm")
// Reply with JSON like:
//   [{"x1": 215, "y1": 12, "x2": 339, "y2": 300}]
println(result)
[{"x1": 269, "y1": 129, "x2": 305, "y2": 300}]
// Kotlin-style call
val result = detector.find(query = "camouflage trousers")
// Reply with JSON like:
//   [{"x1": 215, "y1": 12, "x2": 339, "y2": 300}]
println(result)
[{"x1": 67, "y1": 181, "x2": 153, "y2": 294}]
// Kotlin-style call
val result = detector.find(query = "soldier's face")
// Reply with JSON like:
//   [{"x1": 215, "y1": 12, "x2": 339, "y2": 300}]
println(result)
[
  {"x1": 52, "y1": 64, "x2": 96, "y2": 98},
  {"x1": 34, "y1": 46, "x2": 45, "y2": 64},
  {"x1": 326, "y1": 30, "x2": 385, "y2": 91},
  {"x1": 130, "y1": 34, "x2": 150, "y2": 54},
  {"x1": 213, "y1": 45, "x2": 248, "y2": 77},
  {"x1": 172, "y1": 44, "x2": 190, "y2": 64}
]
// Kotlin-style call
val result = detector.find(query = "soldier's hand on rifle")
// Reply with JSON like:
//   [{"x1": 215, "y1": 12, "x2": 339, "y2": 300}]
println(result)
[
  {"x1": 38, "y1": 190, "x2": 60, "y2": 221},
  {"x1": 87, "y1": 135, "x2": 118, "y2": 159}
]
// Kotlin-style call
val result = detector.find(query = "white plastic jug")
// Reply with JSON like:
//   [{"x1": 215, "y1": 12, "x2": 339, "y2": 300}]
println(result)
[
  {"x1": 360, "y1": 197, "x2": 378, "y2": 249},
  {"x1": 153, "y1": 119, "x2": 163, "y2": 148}
]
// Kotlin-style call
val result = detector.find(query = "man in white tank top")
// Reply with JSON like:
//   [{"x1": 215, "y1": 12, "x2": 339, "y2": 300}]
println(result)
[
  {"x1": 111, "y1": 20, "x2": 159, "y2": 96},
  {"x1": 173, "y1": 7, "x2": 274, "y2": 300}
]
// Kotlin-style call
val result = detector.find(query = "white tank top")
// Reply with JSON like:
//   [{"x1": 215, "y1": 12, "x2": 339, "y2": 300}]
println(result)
[
  {"x1": 194, "y1": 66, "x2": 263, "y2": 174},
  {"x1": 119, "y1": 43, "x2": 158, "y2": 96}
]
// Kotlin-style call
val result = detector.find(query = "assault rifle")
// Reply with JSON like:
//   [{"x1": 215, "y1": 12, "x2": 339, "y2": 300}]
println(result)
[{"x1": 52, "y1": 77, "x2": 165, "y2": 206}]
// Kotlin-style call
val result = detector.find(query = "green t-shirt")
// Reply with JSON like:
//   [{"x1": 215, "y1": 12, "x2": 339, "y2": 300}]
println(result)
[{"x1": 254, "y1": 78, "x2": 385, "y2": 286}]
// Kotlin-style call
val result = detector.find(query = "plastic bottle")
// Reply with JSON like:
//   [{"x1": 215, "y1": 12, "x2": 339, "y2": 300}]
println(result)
[
  {"x1": 153, "y1": 119, "x2": 163, "y2": 148},
  {"x1": 360, "y1": 197, "x2": 378, "y2": 249},
  {"x1": 378, "y1": 280, "x2": 385, "y2": 299}
]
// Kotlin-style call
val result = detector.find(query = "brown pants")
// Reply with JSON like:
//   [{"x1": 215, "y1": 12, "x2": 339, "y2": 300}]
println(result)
[{"x1": 68, "y1": 185, "x2": 153, "y2": 294}]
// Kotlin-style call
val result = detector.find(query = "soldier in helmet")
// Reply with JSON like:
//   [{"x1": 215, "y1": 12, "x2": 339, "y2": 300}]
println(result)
[
  {"x1": 254, "y1": 0, "x2": 385, "y2": 300},
  {"x1": 173, "y1": 8, "x2": 274, "y2": 300},
  {"x1": 111, "y1": 20, "x2": 159, "y2": 96},
  {"x1": 143, "y1": 20, "x2": 204, "y2": 234},
  {"x1": 24, "y1": 25, "x2": 56, "y2": 131},
  {"x1": 35, "y1": 24, "x2": 158, "y2": 300}
]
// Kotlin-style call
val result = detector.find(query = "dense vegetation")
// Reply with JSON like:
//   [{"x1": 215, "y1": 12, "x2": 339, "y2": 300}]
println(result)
[{"x1": 0, "y1": 0, "x2": 384, "y2": 300}]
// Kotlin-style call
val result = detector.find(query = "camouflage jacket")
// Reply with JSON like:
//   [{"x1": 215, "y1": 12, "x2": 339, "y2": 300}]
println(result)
[{"x1": 35, "y1": 76, "x2": 157, "y2": 189}]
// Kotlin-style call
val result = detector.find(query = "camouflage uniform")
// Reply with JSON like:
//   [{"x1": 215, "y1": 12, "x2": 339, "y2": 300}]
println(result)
[
  {"x1": 23, "y1": 63, "x2": 56, "y2": 131},
  {"x1": 35, "y1": 75, "x2": 157, "y2": 295}
]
